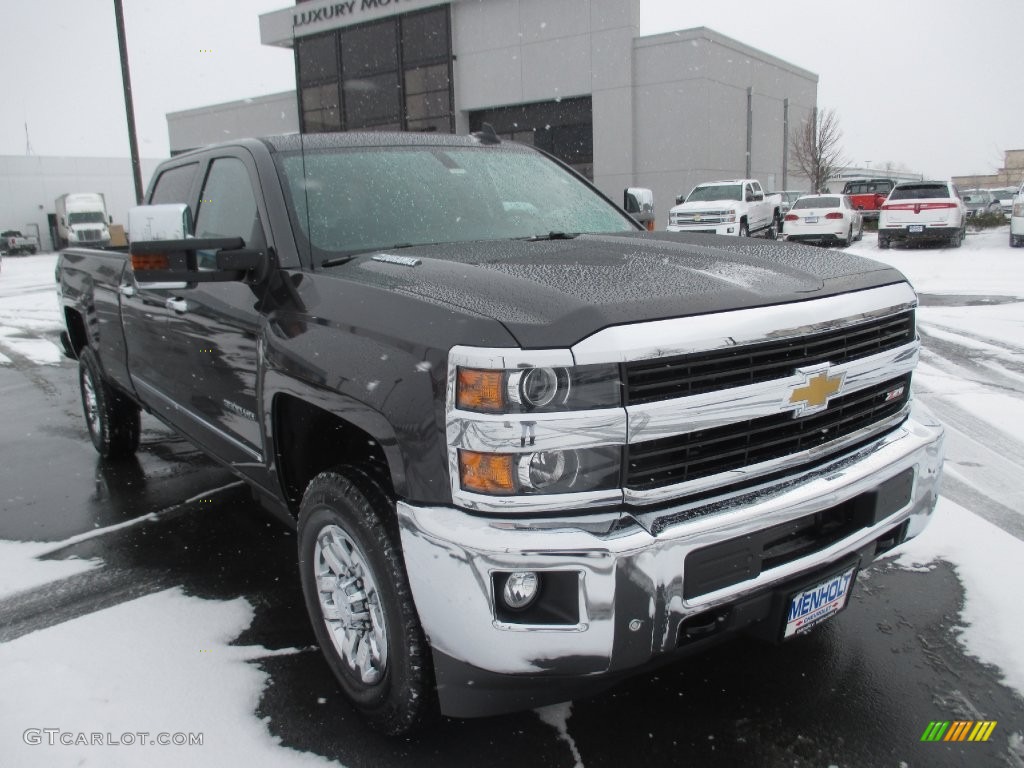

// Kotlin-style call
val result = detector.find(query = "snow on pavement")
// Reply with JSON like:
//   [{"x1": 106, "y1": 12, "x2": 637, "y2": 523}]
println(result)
[
  {"x1": 0, "y1": 588, "x2": 335, "y2": 768},
  {"x1": 0, "y1": 253, "x2": 65, "y2": 365},
  {"x1": 0, "y1": 539, "x2": 99, "y2": 601},
  {"x1": 889, "y1": 497, "x2": 1024, "y2": 697}
]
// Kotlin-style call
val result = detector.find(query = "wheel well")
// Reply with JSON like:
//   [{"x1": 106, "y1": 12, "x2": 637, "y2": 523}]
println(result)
[
  {"x1": 64, "y1": 308, "x2": 88, "y2": 355},
  {"x1": 273, "y1": 394, "x2": 394, "y2": 517}
]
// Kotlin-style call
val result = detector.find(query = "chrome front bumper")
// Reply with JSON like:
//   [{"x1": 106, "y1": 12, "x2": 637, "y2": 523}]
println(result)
[{"x1": 398, "y1": 405, "x2": 943, "y2": 716}]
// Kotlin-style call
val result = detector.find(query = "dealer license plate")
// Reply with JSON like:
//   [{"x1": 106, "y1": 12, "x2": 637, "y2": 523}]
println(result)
[
  {"x1": 908, "y1": 225, "x2": 924, "y2": 233},
  {"x1": 783, "y1": 566, "x2": 856, "y2": 639},
  {"x1": 804, "y1": 216, "x2": 818, "y2": 223}
]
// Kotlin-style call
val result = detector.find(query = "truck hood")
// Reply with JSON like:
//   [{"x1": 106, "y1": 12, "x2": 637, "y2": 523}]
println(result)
[{"x1": 335, "y1": 231, "x2": 907, "y2": 349}]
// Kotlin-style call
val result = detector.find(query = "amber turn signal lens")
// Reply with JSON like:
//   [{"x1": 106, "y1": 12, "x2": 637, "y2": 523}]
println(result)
[
  {"x1": 459, "y1": 450, "x2": 516, "y2": 495},
  {"x1": 131, "y1": 254, "x2": 170, "y2": 271},
  {"x1": 457, "y1": 368, "x2": 505, "y2": 412}
]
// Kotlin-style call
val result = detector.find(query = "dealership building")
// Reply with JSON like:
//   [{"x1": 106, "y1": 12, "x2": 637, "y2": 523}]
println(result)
[{"x1": 167, "y1": 0, "x2": 818, "y2": 226}]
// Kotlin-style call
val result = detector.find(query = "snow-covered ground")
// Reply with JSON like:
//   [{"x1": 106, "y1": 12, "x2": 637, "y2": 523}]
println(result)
[{"x1": 1, "y1": 230, "x2": 1023, "y2": 765}]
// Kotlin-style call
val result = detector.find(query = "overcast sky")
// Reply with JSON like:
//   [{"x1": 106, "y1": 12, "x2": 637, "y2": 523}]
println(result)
[{"x1": 1, "y1": 0, "x2": 1021, "y2": 179}]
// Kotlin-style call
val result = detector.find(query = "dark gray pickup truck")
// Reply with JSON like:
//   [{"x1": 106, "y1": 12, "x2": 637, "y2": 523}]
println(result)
[{"x1": 57, "y1": 132, "x2": 944, "y2": 735}]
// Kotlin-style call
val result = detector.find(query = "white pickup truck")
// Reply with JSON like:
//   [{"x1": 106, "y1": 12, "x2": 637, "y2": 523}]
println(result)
[
  {"x1": 667, "y1": 179, "x2": 782, "y2": 239},
  {"x1": 1, "y1": 230, "x2": 39, "y2": 255}
]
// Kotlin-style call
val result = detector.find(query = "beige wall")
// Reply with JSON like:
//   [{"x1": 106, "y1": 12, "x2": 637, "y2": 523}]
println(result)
[{"x1": 953, "y1": 149, "x2": 1024, "y2": 189}]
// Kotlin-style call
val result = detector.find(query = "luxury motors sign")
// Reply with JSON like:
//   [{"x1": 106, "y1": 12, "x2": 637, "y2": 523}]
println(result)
[{"x1": 260, "y1": 0, "x2": 449, "y2": 45}]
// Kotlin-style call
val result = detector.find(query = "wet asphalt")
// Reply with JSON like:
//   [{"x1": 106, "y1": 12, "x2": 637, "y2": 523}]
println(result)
[{"x1": 1, "y1": 321, "x2": 1023, "y2": 767}]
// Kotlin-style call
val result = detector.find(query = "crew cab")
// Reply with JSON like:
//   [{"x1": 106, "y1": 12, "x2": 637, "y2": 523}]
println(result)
[
  {"x1": 57, "y1": 132, "x2": 944, "y2": 735},
  {"x1": 841, "y1": 179, "x2": 897, "y2": 220},
  {"x1": 667, "y1": 179, "x2": 782, "y2": 238}
]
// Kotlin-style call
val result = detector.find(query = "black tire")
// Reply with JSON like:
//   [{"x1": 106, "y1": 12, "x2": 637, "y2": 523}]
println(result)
[
  {"x1": 739, "y1": 220, "x2": 750, "y2": 237},
  {"x1": 878, "y1": 235, "x2": 890, "y2": 250},
  {"x1": 840, "y1": 225, "x2": 853, "y2": 247},
  {"x1": 298, "y1": 468, "x2": 437, "y2": 736},
  {"x1": 765, "y1": 215, "x2": 779, "y2": 240},
  {"x1": 1011, "y1": 233, "x2": 1022, "y2": 248},
  {"x1": 78, "y1": 347, "x2": 140, "y2": 459},
  {"x1": 948, "y1": 228, "x2": 963, "y2": 249}
]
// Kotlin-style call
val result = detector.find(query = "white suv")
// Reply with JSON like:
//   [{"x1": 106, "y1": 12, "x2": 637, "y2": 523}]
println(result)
[
  {"x1": 1010, "y1": 184, "x2": 1024, "y2": 248},
  {"x1": 878, "y1": 181, "x2": 966, "y2": 249}
]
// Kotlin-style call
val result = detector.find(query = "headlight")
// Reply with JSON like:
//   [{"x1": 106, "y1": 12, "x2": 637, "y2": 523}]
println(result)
[
  {"x1": 459, "y1": 446, "x2": 621, "y2": 496},
  {"x1": 457, "y1": 363, "x2": 621, "y2": 414},
  {"x1": 723, "y1": 210, "x2": 737, "y2": 222},
  {"x1": 1014, "y1": 202, "x2": 1024, "y2": 217}
]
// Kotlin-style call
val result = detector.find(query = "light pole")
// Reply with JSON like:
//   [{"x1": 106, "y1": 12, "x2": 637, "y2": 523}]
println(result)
[{"x1": 114, "y1": 0, "x2": 144, "y2": 205}]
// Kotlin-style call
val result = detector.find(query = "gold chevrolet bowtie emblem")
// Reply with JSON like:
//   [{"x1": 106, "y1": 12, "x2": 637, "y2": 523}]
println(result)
[{"x1": 788, "y1": 365, "x2": 845, "y2": 417}]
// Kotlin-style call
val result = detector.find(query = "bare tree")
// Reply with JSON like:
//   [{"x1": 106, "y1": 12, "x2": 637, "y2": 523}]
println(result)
[{"x1": 791, "y1": 108, "x2": 846, "y2": 193}]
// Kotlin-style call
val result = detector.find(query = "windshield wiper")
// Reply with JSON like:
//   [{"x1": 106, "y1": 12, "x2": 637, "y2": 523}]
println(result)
[
  {"x1": 522, "y1": 231, "x2": 580, "y2": 242},
  {"x1": 321, "y1": 243, "x2": 415, "y2": 268}
]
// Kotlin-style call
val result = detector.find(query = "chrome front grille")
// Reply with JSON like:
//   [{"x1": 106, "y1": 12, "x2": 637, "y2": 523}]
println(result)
[
  {"x1": 624, "y1": 311, "x2": 915, "y2": 406},
  {"x1": 672, "y1": 211, "x2": 731, "y2": 225},
  {"x1": 625, "y1": 374, "x2": 911, "y2": 492}
]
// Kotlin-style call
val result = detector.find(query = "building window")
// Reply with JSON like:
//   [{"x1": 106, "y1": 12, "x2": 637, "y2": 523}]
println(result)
[
  {"x1": 470, "y1": 97, "x2": 594, "y2": 179},
  {"x1": 296, "y1": 5, "x2": 453, "y2": 135}
]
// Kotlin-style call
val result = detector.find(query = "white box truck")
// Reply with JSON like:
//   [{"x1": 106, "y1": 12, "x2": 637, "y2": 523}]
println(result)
[{"x1": 55, "y1": 193, "x2": 111, "y2": 249}]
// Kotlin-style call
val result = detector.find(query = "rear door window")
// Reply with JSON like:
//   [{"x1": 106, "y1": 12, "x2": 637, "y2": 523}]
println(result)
[{"x1": 149, "y1": 163, "x2": 199, "y2": 205}]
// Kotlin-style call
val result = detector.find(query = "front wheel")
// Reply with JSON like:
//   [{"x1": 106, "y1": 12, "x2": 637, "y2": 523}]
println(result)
[
  {"x1": 739, "y1": 221, "x2": 750, "y2": 237},
  {"x1": 78, "y1": 347, "x2": 140, "y2": 459},
  {"x1": 298, "y1": 468, "x2": 437, "y2": 736}
]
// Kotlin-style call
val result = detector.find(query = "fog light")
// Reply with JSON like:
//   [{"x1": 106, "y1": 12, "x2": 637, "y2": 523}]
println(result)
[{"x1": 502, "y1": 571, "x2": 540, "y2": 610}]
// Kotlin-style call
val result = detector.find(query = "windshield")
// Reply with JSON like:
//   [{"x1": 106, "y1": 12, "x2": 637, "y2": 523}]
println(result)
[
  {"x1": 685, "y1": 184, "x2": 742, "y2": 203},
  {"x1": 68, "y1": 211, "x2": 106, "y2": 225},
  {"x1": 276, "y1": 146, "x2": 636, "y2": 256},
  {"x1": 793, "y1": 196, "x2": 840, "y2": 209}
]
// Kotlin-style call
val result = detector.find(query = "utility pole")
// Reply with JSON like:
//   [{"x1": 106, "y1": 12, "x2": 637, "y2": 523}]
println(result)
[
  {"x1": 114, "y1": 0, "x2": 144, "y2": 205},
  {"x1": 782, "y1": 98, "x2": 788, "y2": 190},
  {"x1": 745, "y1": 87, "x2": 753, "y2": 178}
]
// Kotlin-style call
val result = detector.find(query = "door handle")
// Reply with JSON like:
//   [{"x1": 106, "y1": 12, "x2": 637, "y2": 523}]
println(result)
[
  {"x1": 165, "y1": 297, "x2": 188, "y2": 314},
  {"x1": 119, "y1": 284, "x2": 136, "y2": 298}
]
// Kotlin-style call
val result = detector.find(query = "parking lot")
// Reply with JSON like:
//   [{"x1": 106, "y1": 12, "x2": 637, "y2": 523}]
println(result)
[{"x1": 1, "y1": 232, "x2": 1023, "y2": 767}]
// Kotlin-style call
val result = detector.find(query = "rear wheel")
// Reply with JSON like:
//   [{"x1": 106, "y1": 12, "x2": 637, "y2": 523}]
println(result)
[
  {"x1": 78, "y1": 347, "x2": 140, "y2": 459},
  {"x1": 765, "y1": 215, "x2": 779, "y2": 240},
  {"x1": 840, "y1": 225, "x2": 853, "y2": 247},
  {"x1": 1011, "y1": 232, "x2": 1022, "y2": 248},
  {"x1": 878, "y1": 234, "x2": 890, "y2": 250},
  {"x1": 948, "y1": 228, "x2": 963, "y2": 248},
  {"x1": 298, "y1": 468, "x2": 437, "y2": 736}
]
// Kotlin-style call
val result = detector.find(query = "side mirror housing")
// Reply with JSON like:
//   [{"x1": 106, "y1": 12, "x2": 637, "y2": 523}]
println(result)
[
  {"x1": 623, "y1": 187, "x2": 655, "y2": 231},
  {"x1": 127, "y1": 203, "x2": 265, "y2": 284}
]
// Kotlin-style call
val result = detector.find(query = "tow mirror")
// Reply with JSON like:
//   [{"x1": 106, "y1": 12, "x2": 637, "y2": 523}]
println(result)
[
  {"x1": 127, "y1": 203, "x2": 265, "y2": 284},
  {"x1": 624, "y1": 187, "x2": 655, "y2": 231}
]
